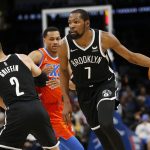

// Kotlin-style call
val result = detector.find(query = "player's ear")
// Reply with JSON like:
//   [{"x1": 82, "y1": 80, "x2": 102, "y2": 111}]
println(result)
[
  {"x1": 86, "y1": 20, "x2": 90, "y2": 27},
  {"x1": 43, "y1": 38, "x2": 45, "y2": 44}
]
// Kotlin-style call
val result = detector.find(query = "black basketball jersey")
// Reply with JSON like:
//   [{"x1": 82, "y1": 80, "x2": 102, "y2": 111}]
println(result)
[
  {"x1": 0, "y1": 54, "x2": 39, "y2": 106},
  {"x1": 66, "y1": 29, "x2": 114, "y2": 88}
]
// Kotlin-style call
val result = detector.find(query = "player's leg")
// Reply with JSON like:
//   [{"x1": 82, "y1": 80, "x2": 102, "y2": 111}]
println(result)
[
  {"x1": 59, "y1": 136, "x2": 84, "y2": 150},
  {"x1": 97, "y1": 100, "x2": 125, "y2": 150},
  {"x1": 33, "y1": 122, "x2": 60, "y2": 150},
  {"x1": 0, "y1": 105, "x2": 28, "y2": 149},
  {"x1": 93, "y1": 127, "x2": 114, "y2": 150},
  {"x1": 49, "y1": 115, "x2": 84, "y2": 150},
  {"x1": 77, "y1": 88, "x2": 114, "y2": 150},
  {"x1": 32, "y1": 105, "x2": 59, "y2": 150}
]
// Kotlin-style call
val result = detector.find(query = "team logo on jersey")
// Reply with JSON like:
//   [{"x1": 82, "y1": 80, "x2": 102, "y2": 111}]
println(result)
[
  {"x1": 46, "y1": 64, "x2": 60, "y2": 77},
  {"x1": 102, "y1": 89, "x2": 112, "y2": 97}
]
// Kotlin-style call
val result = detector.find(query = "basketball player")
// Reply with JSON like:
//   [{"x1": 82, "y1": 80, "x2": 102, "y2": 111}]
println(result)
[
  {"x1": 28, "y1": 27, "x2": 84, "y2": 150},
  {"x1": 58, "y1": 9, "x2": 150, "y2": 150},
  {"x1": 0, "y1": 42, "x2": 59, "y2": 150}
]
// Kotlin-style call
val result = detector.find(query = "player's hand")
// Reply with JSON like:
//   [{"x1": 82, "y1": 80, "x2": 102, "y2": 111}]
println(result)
[
  {"x1": 148, "y1": 68, "x2": 150, "y2": 80},
  {"x1": 42, "y1": 65, "x2": 53, "y2": 75},
  {"x1": 63, "y1": 99, "x2": 72, "y2": 125},
  {"x1": 69, "y1": 80, "x2": 76, "y2": 90},
  {"x1": 46, "y1": 79, "x2": 60, "y2": 89}
]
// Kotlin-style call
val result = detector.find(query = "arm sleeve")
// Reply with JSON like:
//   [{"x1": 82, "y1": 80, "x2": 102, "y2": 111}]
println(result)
[{"x1": 34, "y1": 72, "x2": 48, "y2": 87}]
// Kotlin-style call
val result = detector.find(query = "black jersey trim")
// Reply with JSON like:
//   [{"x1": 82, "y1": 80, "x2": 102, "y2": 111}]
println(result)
[{"x1": 43, "y1": 141, "x2": 60, "y2": 149}]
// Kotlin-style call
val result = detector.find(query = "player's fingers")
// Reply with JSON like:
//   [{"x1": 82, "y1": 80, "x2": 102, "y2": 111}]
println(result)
[
  {"x1": 63, "y1": 114, "x2": 68, "y2": 124},
  {"x1": 63, "y1": 113, "x2": 71, "y2": 125}
]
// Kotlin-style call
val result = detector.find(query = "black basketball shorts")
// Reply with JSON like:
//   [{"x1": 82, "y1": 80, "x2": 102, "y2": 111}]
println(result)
[
  {"x1": 0, "y1": 100, "x2": 59, "y2": 150},
  {"x1": 76, "y1": 76, "x2": 119, "y2": 129}
]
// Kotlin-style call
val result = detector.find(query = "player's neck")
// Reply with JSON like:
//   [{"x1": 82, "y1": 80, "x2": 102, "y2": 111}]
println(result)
[
  {"x1": 75, "y1": 30, "x2": 93, "y2": 48},
  {"x1": 46, "y1": 49, "x2": 58, "y2": 58}
]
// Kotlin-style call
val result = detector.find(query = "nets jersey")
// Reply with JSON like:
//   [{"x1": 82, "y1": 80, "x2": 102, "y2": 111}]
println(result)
[
  {"x1": 37, "y1": 48, "x2": 62, "y2": 104},
  {"x1": 66, "y1": 29, "x2": 114, "y2": 88},
  {"x1": 0, "y1": 54, "x2": 39, "y2": 106}
]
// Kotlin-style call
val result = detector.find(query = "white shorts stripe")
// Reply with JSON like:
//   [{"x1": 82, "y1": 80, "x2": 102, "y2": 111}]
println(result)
[
  {"x1": 0, "y1": 145, "x2": 21, "y2": 150},
  {"x1": 97, "y1": 96, "x2": 116, "y2": 110},
  {"x1": 43, "y1": 141, "x2": 60, "y2": 149},
  {"x1": 91, "y1": 125, "x2": 100, "y2": 130}
]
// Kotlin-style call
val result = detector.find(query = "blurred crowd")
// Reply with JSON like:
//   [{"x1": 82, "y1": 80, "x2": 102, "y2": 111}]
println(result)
[{"x1": 69, "y1": 72, "x2": 150, "y2": 149}]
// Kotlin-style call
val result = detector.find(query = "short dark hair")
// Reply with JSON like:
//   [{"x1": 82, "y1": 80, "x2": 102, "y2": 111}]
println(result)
[
  {"x1": 43, "y1": 27, "x2": 59, "y2": 38},
  {"x1": 70, "y1": 9, "x2": 90, "y2": 21}
]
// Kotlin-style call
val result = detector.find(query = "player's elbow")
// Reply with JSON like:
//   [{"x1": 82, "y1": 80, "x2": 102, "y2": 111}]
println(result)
[{"x1": 127, "y1": 52, "x2": 137, "y2": 64}]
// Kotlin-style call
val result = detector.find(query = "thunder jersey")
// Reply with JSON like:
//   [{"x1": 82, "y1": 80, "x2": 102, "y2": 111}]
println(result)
[
  {"x1": 37, "y1": 48, "x2": 62, "y2": 104},
  {"x1": 0, "y1": 54, "x2": 39, "y2": 106},
  {"x1": 65, "y1": 29, "x2": 114, "y2": 88}
]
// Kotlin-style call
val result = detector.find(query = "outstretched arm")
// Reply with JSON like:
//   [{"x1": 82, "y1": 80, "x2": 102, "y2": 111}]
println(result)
[
  {"x1": 102, "y1": 31, "x2": 150, "y2": 67},
  {"x1": 58, "y1": 39, "x2": 72, "y2": 124},
  {"x1": 19, "y1": 54, "x2": 48, "y2": 87}
]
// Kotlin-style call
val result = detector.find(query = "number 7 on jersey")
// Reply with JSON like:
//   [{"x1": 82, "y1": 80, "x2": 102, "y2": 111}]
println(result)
[{"x1": 84, "y1": 67, "x2": 91, "y2": 79}]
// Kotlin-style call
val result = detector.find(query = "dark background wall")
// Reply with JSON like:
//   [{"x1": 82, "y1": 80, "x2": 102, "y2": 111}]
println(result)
[{"x1": 0, "y1": 0, "x2": 150, "y2": 80}]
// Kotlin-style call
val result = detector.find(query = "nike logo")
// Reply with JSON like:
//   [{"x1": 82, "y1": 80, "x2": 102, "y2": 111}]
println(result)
[
  {"x1": 92, "y1": 46, "x2": 98, "y2": 49},
  {"x1": 108, "y1": 76, "x2": 112, "y2": 81},
  {"x1": 70, "y1": 49, "x2": 78, "y2": 52},
  {"x1": 89, "y1": 85, "x2": 93, "y2": 87}
]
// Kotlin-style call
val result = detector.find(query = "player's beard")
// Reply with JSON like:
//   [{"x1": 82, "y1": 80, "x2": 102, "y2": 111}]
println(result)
[{"x1": 69, "y1": 25, "x2": 85, "y2": 40}]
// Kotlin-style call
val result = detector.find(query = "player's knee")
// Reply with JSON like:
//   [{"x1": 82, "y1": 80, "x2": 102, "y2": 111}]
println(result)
[{"x1": 98, "y1": 118, "x2": 114, "y2": 132}]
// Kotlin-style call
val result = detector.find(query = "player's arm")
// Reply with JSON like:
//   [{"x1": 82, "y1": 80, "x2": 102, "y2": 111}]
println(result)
[
  {"x1": 0, "y1": 96, "x2": 6, "y2": 110},
  {"x1": 68, "y1": 63, "x2": 76, "y2": 90},
  {"x1": 29, "y1": 50, "x2": 54, "y2": 75},
  {"x1": 19, "y1": 54, "x2": 48, "y2": 87},
  {"x1": 28, "y1": 50, "x2": 58, "y2": 89},
  {"x1": 28, "y1": 50, "x2": 42, "y2": 65},
  {"x1": 102, "y1": 31, "x2": 150, "y2": 67},
  {"x1": 58, "y1": 39, "x2": 72, "y2": 123}
]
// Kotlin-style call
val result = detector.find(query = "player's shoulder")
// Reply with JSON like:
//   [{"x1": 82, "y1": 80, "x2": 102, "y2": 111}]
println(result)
[
  {"x1": 60, "y1": 37, "x2": 67, "y2": 44},
  {"x1": 28, "y1": 49, "x2": 43, "y2": 64},
  {"x1": 17, "y1": 54, "x2": 32, "y2": 63},
  {"x1": 58, "y1": 38, "x2": 68, "y2": 49},
  {"x1": 101, "y1": 30, "x2": 115, "y2": 39},
  {"x1": 29, "y1": 49, "x2": 43, "y2": 58}
]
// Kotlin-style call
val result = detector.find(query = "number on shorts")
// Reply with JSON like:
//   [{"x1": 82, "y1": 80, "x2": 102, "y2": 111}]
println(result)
[
  {"x1": 84, "y1": 67, "x2": 91, "y2": 79},
  {"x1": 10, "y1": 77, "x2": 24, "y2": 96}
]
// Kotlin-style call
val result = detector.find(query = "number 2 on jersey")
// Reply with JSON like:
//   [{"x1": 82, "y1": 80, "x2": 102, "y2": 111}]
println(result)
[
  {"x1": 84, "y1": 67, "x2": 91, "y2": 79},
  {"x1": 10, "y1": 77, "x2": 24, "y2": 96}
]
